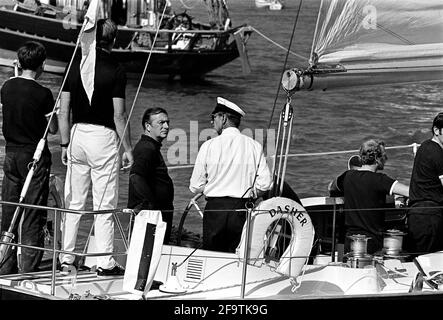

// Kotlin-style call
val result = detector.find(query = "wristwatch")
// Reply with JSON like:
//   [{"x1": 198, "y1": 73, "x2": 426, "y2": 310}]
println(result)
[{"x1": 60, "y1": 142, "x2": 69, "y2": 148}]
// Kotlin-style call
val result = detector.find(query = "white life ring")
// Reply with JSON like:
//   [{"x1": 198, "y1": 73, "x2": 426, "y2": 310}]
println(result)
[{"x1": 236, "y1": 197, "x2": 315, "y2": 278}]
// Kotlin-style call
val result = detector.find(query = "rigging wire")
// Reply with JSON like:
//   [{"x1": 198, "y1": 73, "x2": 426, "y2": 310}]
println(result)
[
  {"x1": 266, "y1": 0, "x2": 304, "y2": 130},
  {"x1": 166, "y1": 143, "x2": 420, "y2": 171},
  {"x1": 82, "y1": 4, "x2": 170, "y2": 255},
  {"x1": 250, "y1": 26, "x2": 307, "y2": 61},
  {"x1": 96, "y1": 5, "x2": 170, "y2": 212},
  {"x1": 233, "y1": 0, "x2": 305, "y2": 205}
]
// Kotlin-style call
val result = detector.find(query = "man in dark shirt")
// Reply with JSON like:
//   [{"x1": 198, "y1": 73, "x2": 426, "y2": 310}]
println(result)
[
  {"x1": 58, "y1": 19, "x2": 133, "y2": 276},
  {"x1": 329, "y1": 139, "x2": 409, "y2": 254},
  {"x1": 0, "y1": 41, "x2": 58, "y2": 274},
  {"x1": 406, "y1": 113, "x2": 443, "y2": 256},
  {"x1": 128, "y1": 107, "x2": 174, "y2": 244}
]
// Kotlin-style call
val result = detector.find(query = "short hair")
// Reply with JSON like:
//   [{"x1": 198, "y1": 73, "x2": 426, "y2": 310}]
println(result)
[
  {"x1": 432, "y1": 112, "x2": 443, "y2": 132},
  {"x1": 142, "y1": 107, "x2": 168, "y2": 129},
  {"x1": 225, "y1": 113, "x2": 241, "y2": 128},
  {"x1": 17, "y1": 41, "x2": 46, "y2": 71},
  {"x1": 359, "y1": 139, "x2": 386, "y2": 165},
  {"x1": 96, "y1": 19, "x2": 118, "y2": 48}
]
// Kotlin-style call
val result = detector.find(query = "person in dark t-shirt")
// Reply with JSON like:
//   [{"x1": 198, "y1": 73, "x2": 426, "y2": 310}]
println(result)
[
  {"x1": 128, "y1": 107, "x2": 174, "y2": 244},
  {"x1": 0, "y1": 41, "x2": 58, "y2": 274},
  {"x1": 406, "y1": 113, "x2": 443, "y2": 256},
  {"x1": 329, "y1": 139, "x2": 409, "y2": 254}
]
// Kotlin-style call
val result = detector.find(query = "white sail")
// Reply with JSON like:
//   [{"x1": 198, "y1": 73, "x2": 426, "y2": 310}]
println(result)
[{"x1": 288, "y1": 0, "x2": 443, "y2": 90}]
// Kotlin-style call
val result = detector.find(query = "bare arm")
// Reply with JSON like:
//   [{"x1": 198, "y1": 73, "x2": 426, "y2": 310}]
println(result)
[
  {"x1": 46, "y1": 112, "x2": 58, "y2": 134},
  {"x1": 113, "y1": 97, "x2": 133, "y2": 170},
  {"x1": 328, "y1": 177, "x2": 340, "y2": 192},
  {"x1": 392, "y1": 181, "x2": 409, "y2": 197},
  {"x1": 58, "y1": 91, "x2": 71, "y2": 165}
]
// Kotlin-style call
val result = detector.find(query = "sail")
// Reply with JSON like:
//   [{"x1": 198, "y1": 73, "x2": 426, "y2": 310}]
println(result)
[{"x1": 303, "y1": 0, "x2": 443, "y2": 90}]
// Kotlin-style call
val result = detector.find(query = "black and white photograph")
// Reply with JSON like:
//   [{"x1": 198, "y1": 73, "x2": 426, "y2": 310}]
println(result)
[{"x1": 0, "y1": 0, "x2": 442, "y2": 313}]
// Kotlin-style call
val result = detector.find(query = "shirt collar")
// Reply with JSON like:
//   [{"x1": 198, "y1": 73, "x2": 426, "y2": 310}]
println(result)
[
  {"x1": 141, "y1": 134, "x2": 162, "y2": 147},
  {"x1": 221, "y1": 127, "x2": 241, "y2": 135}
]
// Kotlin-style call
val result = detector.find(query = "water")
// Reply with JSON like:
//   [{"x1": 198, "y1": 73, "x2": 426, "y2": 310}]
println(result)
[{"x1": 0, "y1": 0, "x2": 442, "y2": 239}]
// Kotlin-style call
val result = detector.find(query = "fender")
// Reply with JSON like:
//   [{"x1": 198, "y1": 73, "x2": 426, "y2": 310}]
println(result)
[{"x1": 236, "y1": 197, "x2": 315, "y2": 278}]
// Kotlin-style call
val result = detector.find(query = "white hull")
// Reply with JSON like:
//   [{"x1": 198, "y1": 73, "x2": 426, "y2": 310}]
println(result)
[
  {"x1": 0, "y1": 197, "x2": 442, "y2": 300},
  {"x1": 1, "y1": 246, "x2": 442, "y2": 300}
]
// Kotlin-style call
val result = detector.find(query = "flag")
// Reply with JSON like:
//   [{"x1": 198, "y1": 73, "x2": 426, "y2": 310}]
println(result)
[{"x1": 80, "y1": 0, "x2": 100, "y2": 105}]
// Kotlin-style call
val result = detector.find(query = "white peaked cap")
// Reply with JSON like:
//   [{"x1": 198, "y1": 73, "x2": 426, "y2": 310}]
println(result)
[{"x1": 214, "y1": 97, "x2": 246, "y2": 118}]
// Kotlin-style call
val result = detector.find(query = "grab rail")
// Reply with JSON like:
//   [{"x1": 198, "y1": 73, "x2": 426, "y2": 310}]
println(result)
[
  {"x1": 0, "y1": 200, "x2": 133, "y2": 296},
  {"x1": 167, "y1": 143, "x2": 420, "y2": 171}
]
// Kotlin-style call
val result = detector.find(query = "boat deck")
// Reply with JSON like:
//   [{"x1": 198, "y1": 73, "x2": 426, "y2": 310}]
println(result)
[{"x1": 0, "y1": 269, "x2": 129, "y2": 300}]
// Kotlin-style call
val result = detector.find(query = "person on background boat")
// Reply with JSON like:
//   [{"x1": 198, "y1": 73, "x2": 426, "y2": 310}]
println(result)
[
  {"x1": 127, "y1": 107, "x2": 174, "y2": 244},
  {"x1": 328, "y1": 139, "x2": 409, "y2": 254},
  {"x1": 405, "y1": 112, "x2": 443, "y2": 256},
  {"x1": 57, "y1": 19, "x2": 133, "y2": 276},
  {"x1": 189, "y1": 97, "x2": 272, "y2": 253},
  {"x1": 0, "y1": 41, "x2": 58, "y2": 274}
]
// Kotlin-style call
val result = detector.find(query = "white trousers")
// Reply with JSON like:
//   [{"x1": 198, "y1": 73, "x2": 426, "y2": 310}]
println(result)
[{"x1": 60, "y1": 124, "x2": 120, "y2": 269}]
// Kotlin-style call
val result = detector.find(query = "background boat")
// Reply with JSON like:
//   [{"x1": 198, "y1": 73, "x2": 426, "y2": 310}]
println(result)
[
  {"x1": 0, "y1": 0, "x2": 253, "y2": 79},
  {"x1": 255, "y1": 0, "x2": 283, "y2": 10}
]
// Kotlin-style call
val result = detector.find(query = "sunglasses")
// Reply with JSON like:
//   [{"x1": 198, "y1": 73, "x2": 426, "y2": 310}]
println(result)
[{"x1": 210, "y1": 112, "x2": 224, "y2": 122}]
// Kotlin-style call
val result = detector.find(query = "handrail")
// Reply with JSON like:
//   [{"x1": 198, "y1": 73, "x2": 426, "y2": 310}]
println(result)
[
  {"x1": 121, "y1": 25, "x2": 248, "y2": 35},
  {"x1": 0, "y1": 200, "x2": 133, "y2": 296},
  {"x1": 0, "y1": 200, "x2": 123, "y2": 215},
  {"x1": 167, "y1": 143, "x2": 420, "y2": 171},
  {"x1": 0, "y1": 242, "x2": 128, "y2": 258}
]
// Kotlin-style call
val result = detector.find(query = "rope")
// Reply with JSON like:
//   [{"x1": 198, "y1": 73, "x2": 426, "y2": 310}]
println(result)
[
  {"x1": 167, "y1": 143, "x2": 420, "y2": 170},
  {"x1": 250, "y1": 26, "x2": 307, "y2": 61},
  {"x1": 82, "y1": 5, "x2": 170, "y2": 255}
]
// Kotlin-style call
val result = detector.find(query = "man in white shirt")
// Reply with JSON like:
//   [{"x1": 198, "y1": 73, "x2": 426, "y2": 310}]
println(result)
[{"x1": 189, "y1": 97, "x2": 272, "y2": 252}]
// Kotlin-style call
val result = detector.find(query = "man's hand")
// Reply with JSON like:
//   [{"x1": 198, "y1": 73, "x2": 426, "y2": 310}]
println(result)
[
  {"x1": 121, "y1": 150, "x2": 134, "y2": 172},
  {"x1": 61, "y1": 147, "x2": 68, "y2": 166}
]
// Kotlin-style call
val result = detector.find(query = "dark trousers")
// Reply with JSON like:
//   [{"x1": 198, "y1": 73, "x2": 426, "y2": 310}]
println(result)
[
  {"x1": 406, "y1": 201, "x2": 443, "y2": 256},
  {"x1": 128, "y1": 174, "x2": 173, "y2": 244},
  {"x1": 160, "y1": 206, "x2": 173, "y2": 245},
  {"x1": 203, "y1": 197, "x2": 248, "y2": 253},
  {"x1": 0, "y1": 151, "x2": 51, "y2": 275}
]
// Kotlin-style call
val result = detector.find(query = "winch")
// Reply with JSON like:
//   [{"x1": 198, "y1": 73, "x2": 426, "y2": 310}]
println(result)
[
  {"x1": 378, "y1": 229, "x2": 409, "y2": 261},
  {"x1": 344, "y1": 234, "x2": 375, "y2": 268}
]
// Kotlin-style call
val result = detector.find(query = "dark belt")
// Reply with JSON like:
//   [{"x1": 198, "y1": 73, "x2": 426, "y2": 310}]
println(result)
[{"x1": 409, "y1": 200, "x2": 442, "y2": 207}]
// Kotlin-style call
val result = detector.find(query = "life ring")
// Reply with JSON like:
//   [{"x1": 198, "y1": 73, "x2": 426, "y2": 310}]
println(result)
[{"x1": 236, "y1": 197, "x2": 315, "y2": 278}]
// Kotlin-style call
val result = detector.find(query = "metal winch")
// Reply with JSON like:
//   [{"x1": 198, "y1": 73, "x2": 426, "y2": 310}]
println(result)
[
  {"x1": 380, "y1": 229, "x2": 408, "y2": 260},
  {"x1": 345, "y1": 234, "x2": 375, "y2": 268}
]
